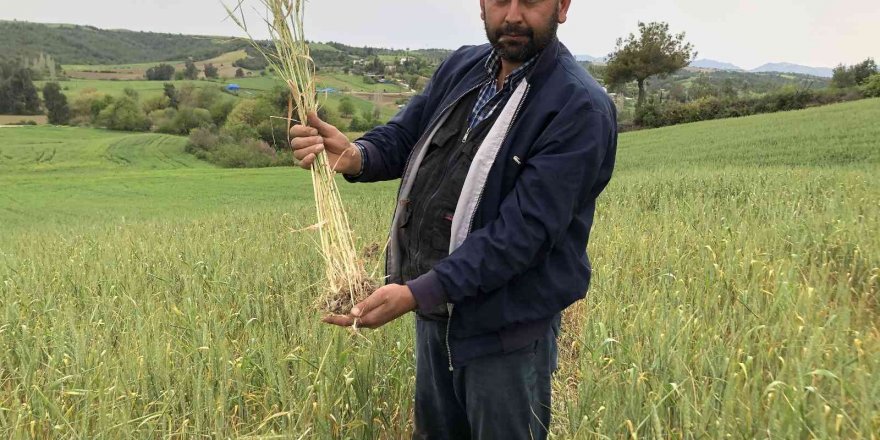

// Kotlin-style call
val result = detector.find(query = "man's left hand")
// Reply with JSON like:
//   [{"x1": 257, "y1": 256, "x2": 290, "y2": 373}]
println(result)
[{"x1": 323, "y1": 284, "x2": 417, "y2": 329}]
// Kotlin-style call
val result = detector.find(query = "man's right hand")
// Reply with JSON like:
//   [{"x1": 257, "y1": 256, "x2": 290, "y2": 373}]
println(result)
[{"x1": 289, "y1": 112, "x2": 362, "y2": 175}]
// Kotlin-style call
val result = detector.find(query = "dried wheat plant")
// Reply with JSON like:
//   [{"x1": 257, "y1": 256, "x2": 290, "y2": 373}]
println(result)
[{"x1": 224, "y1": 0, "x2": 376, "y2": 314}]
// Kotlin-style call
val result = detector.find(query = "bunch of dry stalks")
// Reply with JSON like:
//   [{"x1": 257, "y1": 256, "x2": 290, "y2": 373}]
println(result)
[{"x1": 224, "y1": 0, "x2": 375, "y2": 314}]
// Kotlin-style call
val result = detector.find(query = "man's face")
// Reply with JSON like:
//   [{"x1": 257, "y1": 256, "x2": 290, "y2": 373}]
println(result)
[{"x1": 481, "y1": 0, "x2": 570, "y2": 63}]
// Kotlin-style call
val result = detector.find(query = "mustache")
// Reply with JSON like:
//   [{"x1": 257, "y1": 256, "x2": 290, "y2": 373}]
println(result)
[{"x1": 496, "y1": 24, "x2": 534, "y2": 38}]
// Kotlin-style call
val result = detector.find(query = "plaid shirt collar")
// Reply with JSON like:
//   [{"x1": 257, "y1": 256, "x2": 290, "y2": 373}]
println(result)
[
  {"x1": 467, "y1": 50, "x2": 538, "y2": 131},
  {"x1": 483, "y1": 50, "x2": 537, "y2": 90}
]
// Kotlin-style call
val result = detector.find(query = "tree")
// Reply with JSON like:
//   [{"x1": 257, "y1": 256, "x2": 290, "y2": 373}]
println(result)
[
  {"x1": 235, "y1": 68, "x2": 245, "y2": 78},
  {"x1": 0, "y1": 63, "x2": 42, "y2": 115},
  {"x1": 690, "y1": 74, "x2": 717, "y2": 100},
  {"x1": 832, "y1": 64, "x2": 856, "y2": 88},
  {"x1": 863, "y1": 73, "x2": 880, "y2": 98},
  {"x1": 145, "y1": 63, "x2": 175, "y2": 81},
  {"x1": 184, "y1": 58, "x2": 199, "y2": 80},
  {"x1": 851, "y1": 58, "x2": 878, "y2": 85},
  {"x1": 163, "y1": 83, "x2": 179, "y2": 109},
  {"x1": 42, "y1": 82, "x2": 70, "y2": 125},
  {"x1": 832, "y1": 58, "x2": 878, "y2": 88},
  {"x1": 604, "y1": 22, "x2": 696, "y2": 108},
  {"x1": 338, "y1": 97, "x2": 356, "y2": 118},
  {"x1": 720, "y1": 78, "x2": 738, "y2": 99},
  {"x1": 203, "y1": 63, "x2": 219, "y2": 79}
]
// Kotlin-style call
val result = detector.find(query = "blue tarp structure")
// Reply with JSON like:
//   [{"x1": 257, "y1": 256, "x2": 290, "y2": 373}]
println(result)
[
  {"x1": 316, "y1": 87, "x2": 338, "y2": 93},
  {"x1": 225, "y1": 84, "x2": 241, "y2": 91}
]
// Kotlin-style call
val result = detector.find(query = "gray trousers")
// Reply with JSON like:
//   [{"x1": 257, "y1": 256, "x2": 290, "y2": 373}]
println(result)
[{"x1": 413, "y1": 318, "x2": 558, "y2": 440}]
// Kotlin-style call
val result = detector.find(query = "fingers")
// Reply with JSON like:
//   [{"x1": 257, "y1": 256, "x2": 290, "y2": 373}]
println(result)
[
  {"x1": 289, "y1": 124, "x2": 318, "y2": 138},
  {"x1": 355, "y1": 304, "x2": 393, "y2": 329},
  {"x1": 293, "y1": 143, "x2": 324, "y2": 160},
  {"x1": 307, "y1": 112, "x2": 331, "y2": 132},
  {"x1": 351, "y1": 288, "x2": 386, "y2": 318},
  {"x1": 291, "y1": 135, "x2": 323, "y2": 151},
  {"x1": 299, "y1": 153, "x2": 316, "y2": 170},
  {"x1": 322, "y1": 314, "x2": 355, "y2": 327}
]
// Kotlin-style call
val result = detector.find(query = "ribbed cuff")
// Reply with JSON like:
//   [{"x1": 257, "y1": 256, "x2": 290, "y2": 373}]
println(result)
[
  {"x1": 343, "y1": 141, "x2": 366, "y2": 180},
  {"x1": 406, "y1": 270, "x2": 448, "y2": 312}
]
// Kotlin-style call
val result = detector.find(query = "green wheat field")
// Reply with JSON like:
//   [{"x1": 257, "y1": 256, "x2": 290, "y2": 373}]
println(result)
[{"x1": 1, "y1": 99, "x2": 879, "y2": 438}]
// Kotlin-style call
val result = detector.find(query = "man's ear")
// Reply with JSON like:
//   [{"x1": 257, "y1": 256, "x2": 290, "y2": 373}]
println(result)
[
  {"x1": 480, "y1": 2, "x2": 485, "y2": 21},
  {"x1": 558, "y1": 0, "x2": 571, "y2": 24}
]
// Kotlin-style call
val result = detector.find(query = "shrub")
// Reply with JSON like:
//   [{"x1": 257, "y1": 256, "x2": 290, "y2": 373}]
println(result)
[
  {"x1": 212, "y1": 139, "x2": 274, "y2": 168},
  {"x1": 69, "y1": 88, "x2": 112, "y2": 126},
  {"x1": 142, "y1": 95, "x2": 171, "y2": 113},
  {"x1": 186, "y1": 127, "x2": 232, "y2": 159},
  {"x1": 96, "y1": 96, "x2": 150, "y2": 131},
  {"x1": 177, "y1": 84, "x2": 223, "y2": 109},
  {"x1": 152, "y1": 106, "x2": 213, "y2": 135},
  {"x1": 149, "y1": 108, "x2": 176, "y2": 133},
  {"x1": 634, "y1": 87, "x2": 867, "y2": 128},
  {"x1": 221, "y1": 123, "x2": 261, "y2": 143},
  {"x1": 863, "y1": 74, "x2": 880, "y2": 98},
  {"x1": 145, "y1": 64, "x2": 175, "y2": 81},
  {"x1": 209, "y1": 98, "x2": 236, "y2": 125},
  {"x1": 256, "y1": 120, "x2": 289, "y2": 150},
  {"x1": 176, "y1": 107, "x2": 214, "y2": 134},
  {"x1": 226, "y1": 98, "x2": 275, "y2": 127}
]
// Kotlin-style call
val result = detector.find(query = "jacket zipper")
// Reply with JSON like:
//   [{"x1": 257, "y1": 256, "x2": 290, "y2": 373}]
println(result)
[
  {"x1": 446, "y1": 82, "x2": 531, "y2": 372},
  {"x1": 446, "y1": 303, "x2": 455, "y2": 371}
]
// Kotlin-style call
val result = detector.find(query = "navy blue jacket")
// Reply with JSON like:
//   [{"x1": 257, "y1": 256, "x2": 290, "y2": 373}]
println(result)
[{"x1": 348, "y1": 38, "x2": 617, "y2": 367}]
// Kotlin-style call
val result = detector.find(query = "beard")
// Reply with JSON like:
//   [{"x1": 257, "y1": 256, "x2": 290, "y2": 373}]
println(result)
[{"x1": 484, "y1": 4, "x2": 559, "y2": 62}]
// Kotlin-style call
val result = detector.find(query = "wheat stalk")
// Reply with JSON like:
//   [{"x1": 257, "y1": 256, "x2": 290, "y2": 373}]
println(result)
[{"x1": 224, "y1": 0, "x2": 374, "y2": 314}]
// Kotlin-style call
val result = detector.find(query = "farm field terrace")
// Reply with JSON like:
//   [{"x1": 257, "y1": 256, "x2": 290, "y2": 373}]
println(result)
[{"x1": 0, "y1": 99, "x2": 878, "y2": 437}]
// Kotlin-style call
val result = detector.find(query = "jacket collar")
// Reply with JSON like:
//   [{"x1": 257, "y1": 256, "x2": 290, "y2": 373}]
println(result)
[
  {"x1": 524, "y1": 37, "x2": 562, "y2": 85},
  {"x1": 436, "y1": 38, "x2": 565, "y2": 120}
]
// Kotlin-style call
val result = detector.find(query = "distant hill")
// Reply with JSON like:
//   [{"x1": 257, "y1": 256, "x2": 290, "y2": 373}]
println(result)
[
  {"x1": 689, "y1": 59, "x2": 743, "y2": 71},
  {"x1": 750, "y1": 62, "x2": 833, "y2": 78},
  {"x1": 0, "y1": 20, "x2": 247, "y2": 65},
  {"x1": 576, "y1": 54, "x2": 603, "y2": 63}
]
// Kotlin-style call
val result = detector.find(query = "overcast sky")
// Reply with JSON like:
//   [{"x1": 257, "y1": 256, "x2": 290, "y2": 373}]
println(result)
[{"x1": 6, "y1": 0, "x2": 878, "y2": 69}]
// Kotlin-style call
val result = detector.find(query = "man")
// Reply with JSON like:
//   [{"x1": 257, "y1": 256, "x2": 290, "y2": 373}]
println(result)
[{"x1": 290, "y1": 0, "x2": 616, "y2": 438}]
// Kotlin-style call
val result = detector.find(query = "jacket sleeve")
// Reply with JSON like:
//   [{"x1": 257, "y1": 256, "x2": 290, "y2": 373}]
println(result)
[
  {"x1": 407, "y1": 101, "x2": 616, "y2": 310},
  {"x1": 345, "y1": 59, "x2": 449, "y2": 183}
]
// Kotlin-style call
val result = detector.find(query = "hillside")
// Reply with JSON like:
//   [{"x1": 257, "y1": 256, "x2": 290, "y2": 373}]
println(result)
[
  {"x1": 617, "y1": 97, "x2": 880, "y2": 170},
  {"x1": 0, "y1": 20, "x2": 247, "y2": 65},
  {"x1": 2, "y1": 98, "x2": 877, "y2": 227},
  {"x1": 751, "y1": 62, "x2": 834, "y2": 78},
  {"x1": 0, "y1": 126, "x2": 209, "y2": 173},
  {"x1": 689, "y1": 59, "x2": 743, "y2": 71}
]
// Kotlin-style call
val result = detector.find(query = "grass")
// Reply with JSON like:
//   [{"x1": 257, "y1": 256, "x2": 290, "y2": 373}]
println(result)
[{"x1": 0, "y1": 99, "x2": 878, "y2": 437}]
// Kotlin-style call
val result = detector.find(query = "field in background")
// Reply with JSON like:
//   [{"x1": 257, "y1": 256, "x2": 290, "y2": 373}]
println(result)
[
  {"x1": 36, "y1": 70, "x2": 404, "y2": 122},
  {"x1": 0, "y1": 115, "x2": 48, "y2": 125},
  {"x1": 1, "y1": 100, "x2": 878, "y2": 437},
  {"x1": 64, "y1": 50, "x2": 250, "y2": 80}
]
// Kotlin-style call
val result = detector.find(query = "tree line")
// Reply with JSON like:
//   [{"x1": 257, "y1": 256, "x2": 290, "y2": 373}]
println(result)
[{"x1": 145, "y1": 59, "x2": 224, "y2": 81}]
